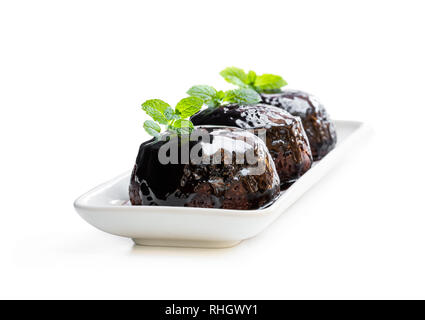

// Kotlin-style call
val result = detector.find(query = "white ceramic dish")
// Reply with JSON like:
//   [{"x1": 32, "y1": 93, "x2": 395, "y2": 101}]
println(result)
[{"x1": 74, "y1": 120, "x2": 369, "y2": 248}]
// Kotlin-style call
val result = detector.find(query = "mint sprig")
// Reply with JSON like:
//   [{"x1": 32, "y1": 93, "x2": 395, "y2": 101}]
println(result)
[
  {"x1": 223, "y1": 88, "x2": 262, "y2": 105},
  {"x1": 219, "y1": 67, "x2": 248, "y2": 88},
  {"x1": 187, "y1": 85, "x2": 260, "y2": 108},
  {"x1": 186, "y1": 85, "x2": 221, "y2": 108},
  {"x1": 143, "y1": 120, "x2": 161, "y2": 138},
  {"x1": 141, "y1": 99, "x2": 176, "y2": 124},
  {"x1": 170, "y1": 119, "x2": 194, "y2": 135},
  {"x1": 175, "y1": 97, "x2": 204, "y2": 118},
  {"x1": 220, "y1": 67, "x2": 288, "y2": 93},
  {"x1": 141, "y1": 97, "x2": 203, "y2": 137}
]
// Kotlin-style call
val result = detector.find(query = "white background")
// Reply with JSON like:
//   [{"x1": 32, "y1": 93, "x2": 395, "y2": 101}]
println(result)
[{"x1": 1, "y1": 0, "x2": 424, "y2": 299}]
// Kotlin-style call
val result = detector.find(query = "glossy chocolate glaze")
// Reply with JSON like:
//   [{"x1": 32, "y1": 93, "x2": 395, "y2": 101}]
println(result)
[
  {"x1": 129, "y1": 127, "x2": 280, "y2": 209},
  {"x1": 261, "y1": 90, "x2": 337, "y2": 160},
  {"x1": 191, "y1": 104, "x2": 313, "y2": 189}
]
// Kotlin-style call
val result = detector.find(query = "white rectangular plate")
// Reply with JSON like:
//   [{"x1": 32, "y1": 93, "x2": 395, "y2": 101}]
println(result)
[{"x1": 74, "y1": 120, "x2": 369, "y2": 248}]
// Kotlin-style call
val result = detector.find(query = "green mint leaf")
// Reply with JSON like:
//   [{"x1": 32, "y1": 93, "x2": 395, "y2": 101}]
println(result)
[
  {"x1": 219, "y1": 67, "x2": 288, "y2": 93},
  {"x1": 141, "y1": 99, "x2": 176, "y2": 124},
  {"x1": 187, "y1": 85, "x2": 217, "y2": 102},
  {"x1": 169, "y1": 119, "x2": 194, "y2": 135},
  {"x1": 219, "y1": 67, "x2": 248, "y2": 88},
  {"x1": 216, "y1": 90, "x2": 225, "y2": 100},
  {"x1": 186, "y1": 85, "x2": 219, "y2": 108},
  {"x1": 223, "y1": 88, "x2": 261, "y2": 105},
  {"x1": 175, "y1": 96, "x2": 203, "y2": 118},
  {"x1": 254, "y1": 74, "x2": 287, "y2": 92},
  {"x1": 247, "y1": 70, "x2": 256, "y2": 85},
  {"x1": 143, "y1": 120, "x2": 161, "y2": 138}
]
